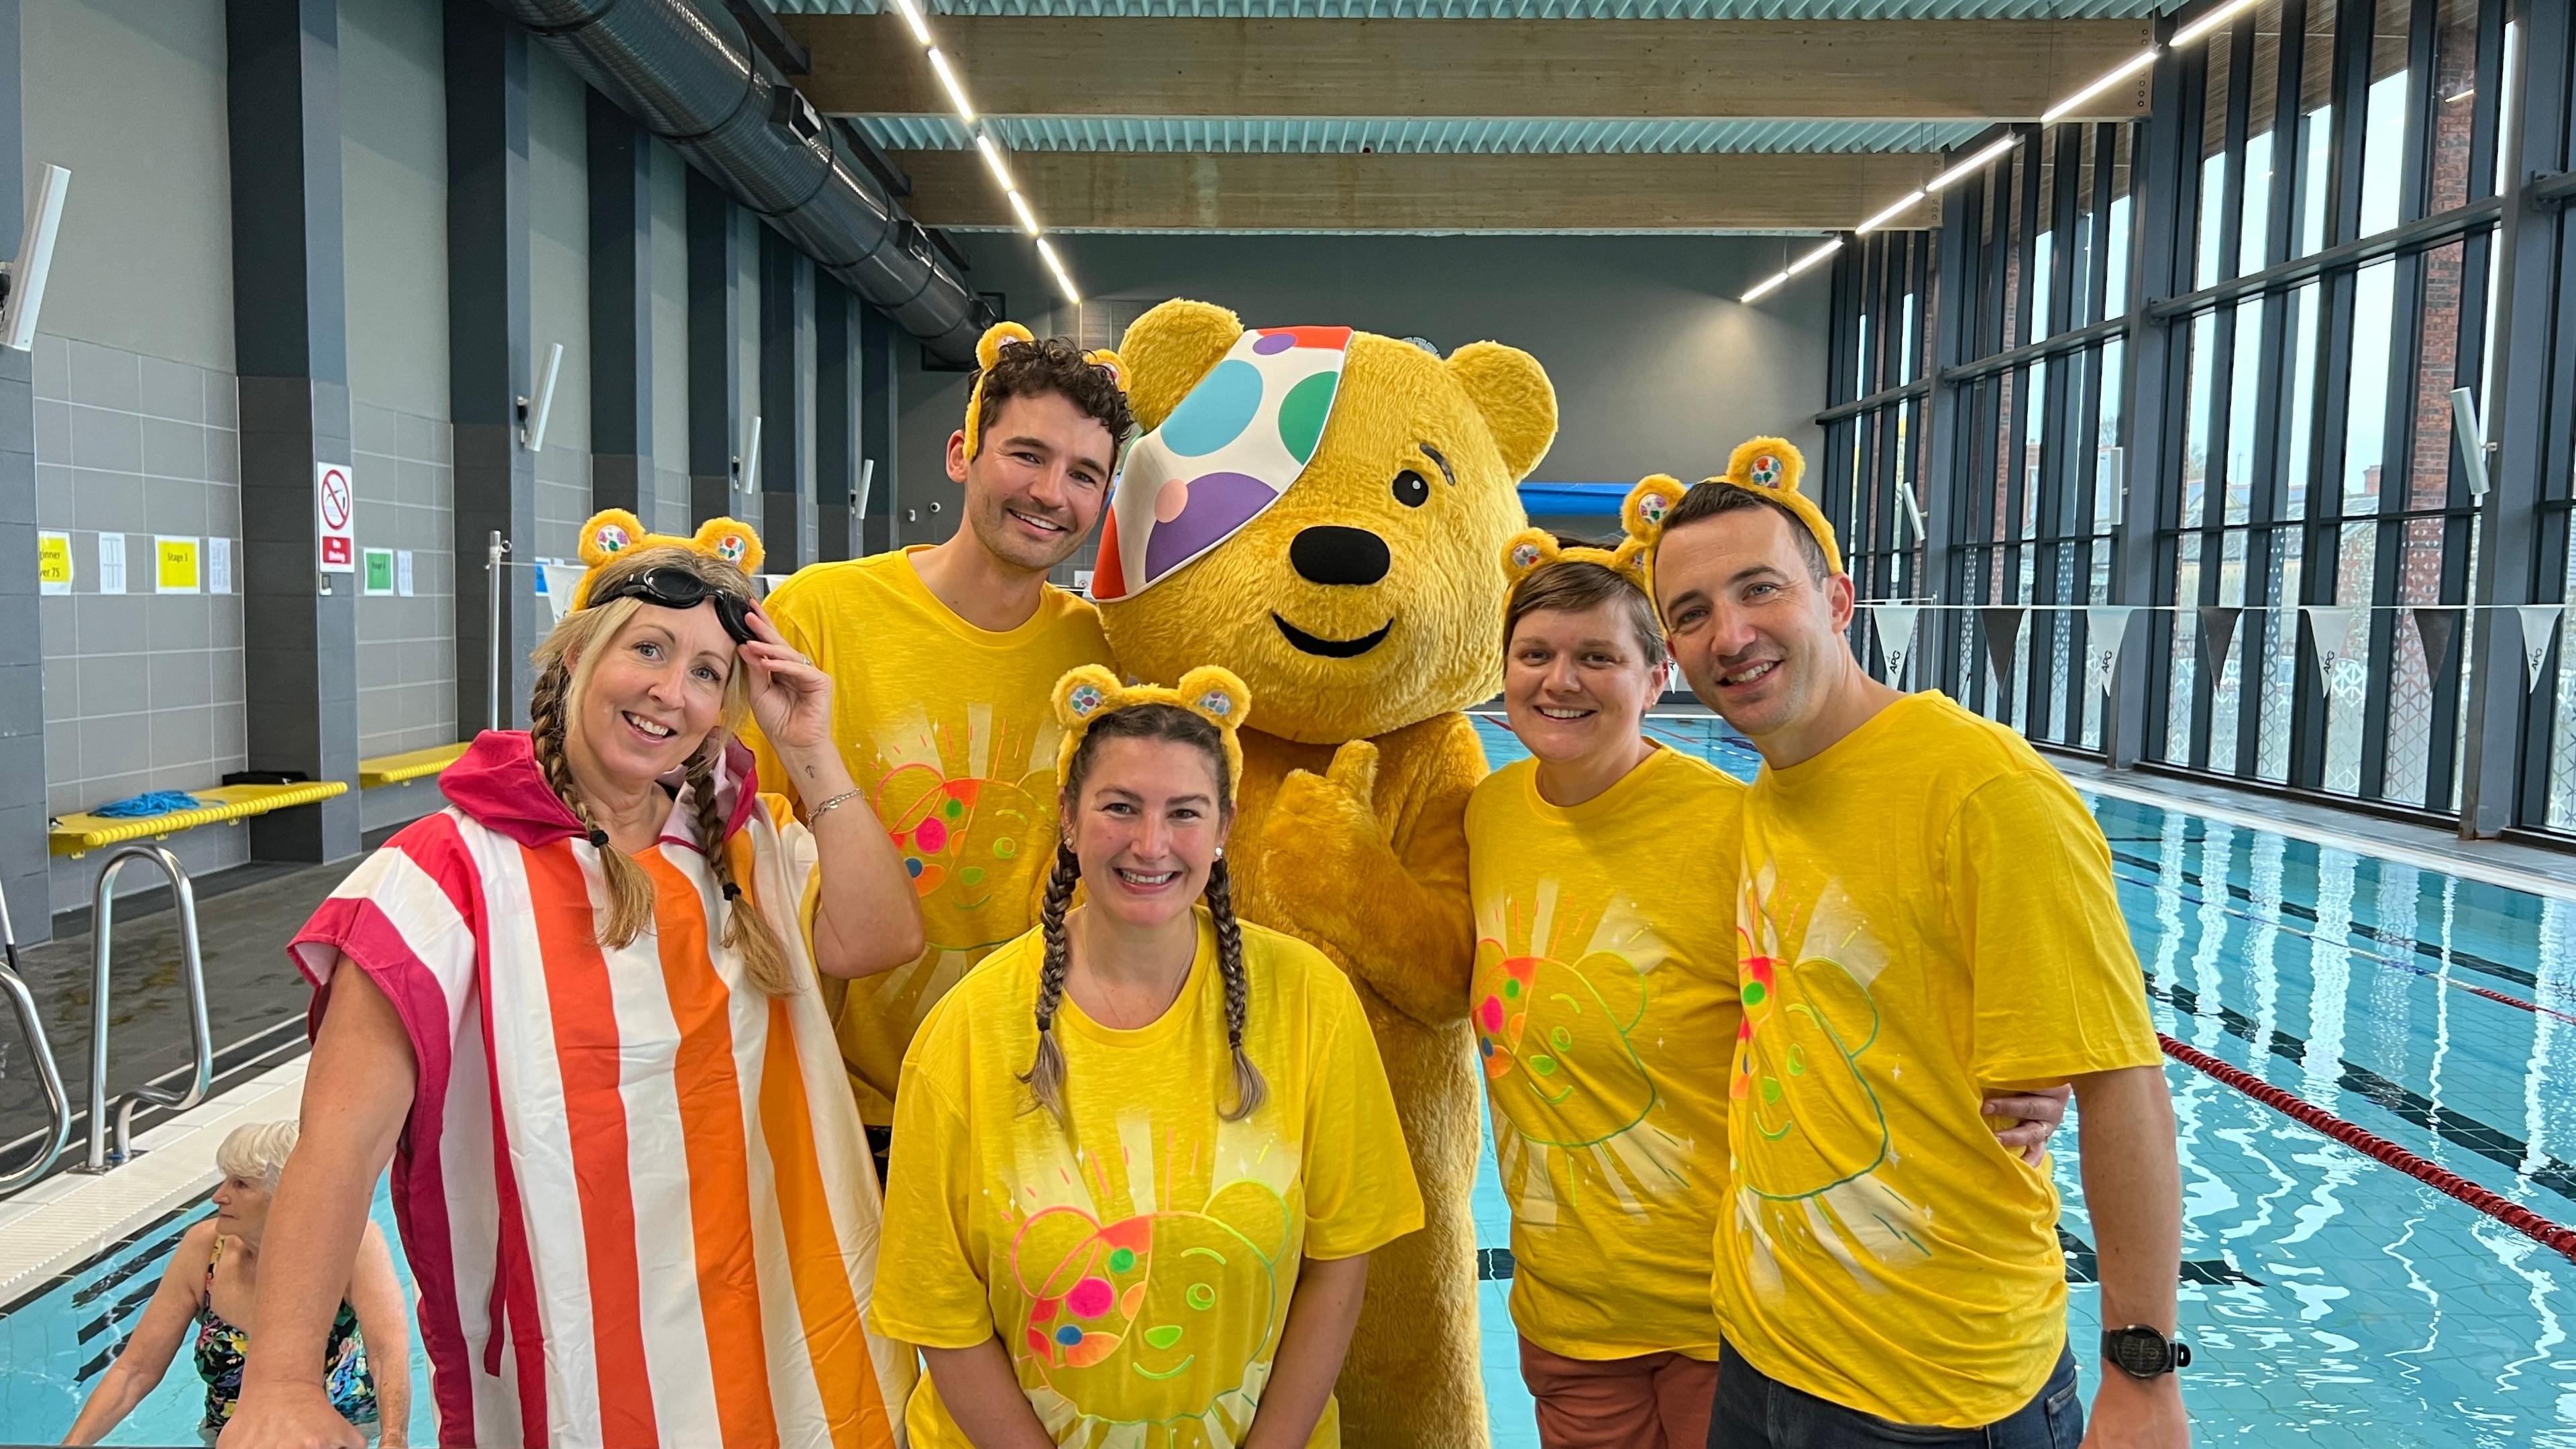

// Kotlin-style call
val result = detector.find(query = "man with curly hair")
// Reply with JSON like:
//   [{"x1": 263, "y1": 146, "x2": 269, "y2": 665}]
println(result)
[{"x1": 745, "y1": 324, "x2": 1133, "y2": 1185}]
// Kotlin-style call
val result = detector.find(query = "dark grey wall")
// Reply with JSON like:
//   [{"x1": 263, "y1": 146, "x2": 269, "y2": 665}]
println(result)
[{"x1": 893, "y1": 231, "x2": 1835, "y2": 545}]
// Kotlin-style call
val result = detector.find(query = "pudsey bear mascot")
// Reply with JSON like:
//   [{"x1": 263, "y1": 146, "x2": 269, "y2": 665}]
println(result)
[{"x1": 1092, "y1": 300, "x2": 1558, "y2": 1449}]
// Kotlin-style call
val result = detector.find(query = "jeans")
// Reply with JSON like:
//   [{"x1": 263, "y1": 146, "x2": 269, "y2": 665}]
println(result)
[{"x1": 1708, "y1": 1342, "x2": 2084, "y2": 1448}]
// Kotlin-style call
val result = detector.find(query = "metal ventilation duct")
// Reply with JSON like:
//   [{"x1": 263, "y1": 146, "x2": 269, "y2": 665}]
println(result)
[{"x1": 495, "y1": 0, "x2": 987, "y2": 363}]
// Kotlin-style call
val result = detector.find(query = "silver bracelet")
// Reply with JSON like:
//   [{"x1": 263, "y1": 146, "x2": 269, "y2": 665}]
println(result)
[{"x1": 808, "y1": 787, "x2": 863, "y2": 820}]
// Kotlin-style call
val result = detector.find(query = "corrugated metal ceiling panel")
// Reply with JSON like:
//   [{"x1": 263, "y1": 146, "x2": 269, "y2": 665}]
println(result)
[
  {"x1": 785, "y1": 0, "x2": 2162, "y2": 13},
  {"x1": 855, "y1": 115, "x2": 1987, "y2": 152}
]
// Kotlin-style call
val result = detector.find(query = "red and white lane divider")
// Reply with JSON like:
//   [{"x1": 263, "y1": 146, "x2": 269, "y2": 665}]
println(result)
[{"x1": 2159, "y1": 1033, "x2": 2576, "y2": 1265}]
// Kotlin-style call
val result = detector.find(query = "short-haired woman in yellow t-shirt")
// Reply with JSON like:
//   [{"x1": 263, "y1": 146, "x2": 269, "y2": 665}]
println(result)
[
  {"x1": 1470, "y1": 483, "x2": 2070, "y2": 1449},
  {"x1": 872, "y1": 665, "x2": 1424, "y2": 1449}
]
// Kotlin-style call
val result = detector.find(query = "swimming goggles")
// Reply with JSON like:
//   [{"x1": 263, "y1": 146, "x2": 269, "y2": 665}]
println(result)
[{"x1": 588, "y1": 566, "x2": 757, "y2": 645}]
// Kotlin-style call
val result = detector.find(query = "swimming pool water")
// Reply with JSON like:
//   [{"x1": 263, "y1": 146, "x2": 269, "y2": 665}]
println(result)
[{"x1": 6, "y1": 716, "x2": 2573, "y2": 1446}]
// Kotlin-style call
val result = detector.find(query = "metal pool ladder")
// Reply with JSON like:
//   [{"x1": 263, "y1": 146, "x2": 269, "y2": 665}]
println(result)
[
  {"x1": 0, "y1": 869, "x2": 71, "y2": 1193},
  {"x1": 70, "y1": 844, "x2": 212, "y2": 1173}
]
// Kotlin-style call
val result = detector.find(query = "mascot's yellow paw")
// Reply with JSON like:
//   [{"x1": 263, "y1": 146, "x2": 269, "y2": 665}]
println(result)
[{"x1": 1256, "y1": 741, "x2": 1384, "y2": 946}]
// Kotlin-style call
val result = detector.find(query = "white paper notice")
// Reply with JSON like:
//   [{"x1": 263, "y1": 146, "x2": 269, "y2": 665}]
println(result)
[
  {"x1": 396, "y1": 549, "x2": 415, "y2": 597},
  {"x1": 98, "y1": 532, "x2": 126, "y2": 595},
  {"x1": 207, "y1": 537, "x2": 233, "y2": 594}
]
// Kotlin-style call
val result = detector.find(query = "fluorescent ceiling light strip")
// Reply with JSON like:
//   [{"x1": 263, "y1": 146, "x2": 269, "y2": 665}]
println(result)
[
  {"x1": 1008, "y1": 189, "x2": 1042, "y2": 237},
  {"x1": 2169, "y1": 0, "x2": 2259, "y2": 50},
  {"x1": 1741, "y1": 271, "x2": 1790, "y2": 304},
  {"x1": 1786, "y1": 237, "x2": 1842, "y2": 277},
  {"x1": 927, "y1": 48, "x2": 976, "y2": 123},
  {"x1": 1856, "y1": 189, "x2": 1927, "y2": 235},
  {"x1": 2041, "y1": 46, "x2": 2160, "y2": 125},
  {"x1": 888, "y1": 0, "x2": 932, "y2": 46},
  {"x1": 1927, "y1": 135, "x2": 2019, "y2": 192},
  {"x1": 975, "y1": 133, "x2": 1014, "y2": 192}
]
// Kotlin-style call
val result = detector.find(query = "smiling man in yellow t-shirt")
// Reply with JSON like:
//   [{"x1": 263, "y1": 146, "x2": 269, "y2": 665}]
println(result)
[
  {"x1": 745, "y1": 327, "x2": 1128, "y2": 1172},
  {"x1": 1648, "y1": 439, "x2": 2188, "y2": 1448}
]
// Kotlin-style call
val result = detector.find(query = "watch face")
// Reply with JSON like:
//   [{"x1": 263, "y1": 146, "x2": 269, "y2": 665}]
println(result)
[{"x1": 2108, "y1": 1328, "x2": 2172, "y2": 1377}]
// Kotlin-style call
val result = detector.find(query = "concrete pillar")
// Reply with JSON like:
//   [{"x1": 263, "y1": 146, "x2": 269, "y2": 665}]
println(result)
[
  {"x1": 586, "y1": 89, "x2": 651, "y2": 517},
  {"x1": 685, "y1": 170, "x2": 738, "y2": 528},
  {"x1": 225, "y1": 0, "x2": 362, "y2": 864},
  {"x1": 444, "y1": 0, "x2": 535, "y2": 735},
  {"x1": 815, "y1": 282, "x2": 857, "y2": 562},
  {"x1": 859, "y1": 302, "x2": 899, "y2": 552},
  {"x1": 758, "y1": 227, "x2": 807, "y2": 571}
]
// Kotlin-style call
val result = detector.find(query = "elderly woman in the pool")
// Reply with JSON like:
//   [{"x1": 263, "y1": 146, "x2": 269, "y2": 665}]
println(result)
[{"x1": 61, "y1": 1120, "x2": 409, "y2": 1447}]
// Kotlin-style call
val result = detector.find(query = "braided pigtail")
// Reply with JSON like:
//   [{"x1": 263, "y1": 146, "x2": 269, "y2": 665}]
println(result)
[
  {"x1": 530, "y1": 660, "x2": 657, "y2": 949},
  {"x1": 1019, "y1": 843, "x2": 1081, "y2": 1124},
  {"x1": 1204, "y1": 855, "x2": 1267, "y2": 1122},
  {"x1": 686, "y1": 747, "x2": 797, "y2": 996}
]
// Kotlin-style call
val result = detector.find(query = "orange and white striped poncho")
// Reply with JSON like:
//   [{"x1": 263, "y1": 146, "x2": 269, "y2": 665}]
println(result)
[{"x1": 290, "y1": 731, "x2": 915, "y2": 1449}]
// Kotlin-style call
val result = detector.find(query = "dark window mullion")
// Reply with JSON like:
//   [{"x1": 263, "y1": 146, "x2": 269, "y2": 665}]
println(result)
[
  {"x1": 2426, "y1": 0, "x2": 2510, "y2": 808},
  {"x1": 2289, "y1": 0, "x2": 2379, "y2": 791},
  {"x1": 2358, "y1": 0, "x2": 2449, "y2": 802},
  {"x1": 2032, "y1": 126, "x2": 2085, "y2": 737}
]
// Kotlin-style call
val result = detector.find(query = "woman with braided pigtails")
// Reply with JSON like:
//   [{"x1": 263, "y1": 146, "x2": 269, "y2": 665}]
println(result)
[
  {"x1": 225, "y1": 513, "x2": 926, "y2": 1449},
  {"x1": 873, "y1": 665, "x2": 1422, "y2": 1449}
]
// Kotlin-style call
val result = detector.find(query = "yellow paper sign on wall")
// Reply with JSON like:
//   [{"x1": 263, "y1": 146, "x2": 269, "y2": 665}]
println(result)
[
  {"x1": 156, "y1": 535, "x2": 201, "y2": 594},
  {"x1": 37, "y1": 531, "x2": 70, "y2": 594}
]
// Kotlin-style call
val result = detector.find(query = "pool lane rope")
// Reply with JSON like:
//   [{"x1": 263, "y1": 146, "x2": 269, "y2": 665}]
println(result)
[{"x1": 2159, "y1": 1033, "x2": 2576, "y2": 1265}]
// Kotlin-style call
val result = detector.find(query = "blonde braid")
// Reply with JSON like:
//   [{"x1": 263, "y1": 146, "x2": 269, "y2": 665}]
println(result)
[
  {"x1": 1020, "y1": 843, "x2": 1081, "y2": 1124},
  {"x1": 529, "y1": 661, "x2": 656, "y2": 948},
  {"x1": 685, "y1": 747, "x2": 796, "y2": 996}
]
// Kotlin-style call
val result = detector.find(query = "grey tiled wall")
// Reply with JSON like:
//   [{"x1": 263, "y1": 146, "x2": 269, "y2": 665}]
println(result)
[
  {"x1": 33, "y1": 335, "x2": 251, "y2": 912},
  {"x1": 352, "y1": 400, "x2": 458, "y2": 833}
]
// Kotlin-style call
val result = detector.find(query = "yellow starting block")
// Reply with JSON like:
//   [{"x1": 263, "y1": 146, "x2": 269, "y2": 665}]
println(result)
[
  {"x1": 48, "y1": 781, "x2": 352, "y2": 858},
  {"x1": 358, "y1": 741, "x2": 472, "y2": 789}
]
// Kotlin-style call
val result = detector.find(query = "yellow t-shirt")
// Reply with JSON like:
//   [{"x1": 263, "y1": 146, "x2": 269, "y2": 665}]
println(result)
[
  {"x1": 871, "y1": 908, "x2": 1425, "y2": 1449},
  {"x1": 745, "y1": 547, "x2": 1114, "y2": 1123},
  {"x1": 1464, "y1": 747, "x2": 1741, "y2": 1362},
  {"x1": 1715, "y1": 690, "x2": 2161, "y2": 1428}
]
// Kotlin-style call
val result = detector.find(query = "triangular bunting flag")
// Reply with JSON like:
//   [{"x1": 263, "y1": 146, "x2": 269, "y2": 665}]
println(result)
[
  {"x1": 2302, "y1": 606, "x2": 2361, "y2": 698},
  {"x1": 1871, "y1": 602, "x2": 1923, "y2": 683},
  {"x1": 2410, "y1": 606, "x2": 2460, "y2": 685},
  {"x1": 539, "y1": 563, "x2": 587, "y2": 624},
  {"x1": 1979, "y1": 606, "x2": 2026, "y2": 686},
  {"x1": 2518, "y1": 604, "x2": 2564, "y2": 693},
  {"x1": 2198, "y1": 606, "x2": 2244, "y2": 695},
  {"x1": 2084, "y1": 606, "x2": 2135, "y2": 697}
]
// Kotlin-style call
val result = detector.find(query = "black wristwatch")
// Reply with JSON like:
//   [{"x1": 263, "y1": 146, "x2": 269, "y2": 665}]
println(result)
[{"x1": 2101, "y1": 1325, "x2": 2192, "y2": 1379}]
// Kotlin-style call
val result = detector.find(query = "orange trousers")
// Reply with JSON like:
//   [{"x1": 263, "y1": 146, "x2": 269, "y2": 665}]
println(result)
[{"x1": 1517, "y1": 1336, "x2": 1719, "y2": 1449}]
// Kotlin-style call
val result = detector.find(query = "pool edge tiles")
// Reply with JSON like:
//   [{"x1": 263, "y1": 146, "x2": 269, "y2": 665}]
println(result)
[
  {"x1": 2064, "y1": 765, "x2": 2576, "y2": 905},
  {"x1": 0, "y1": 1057, "x2": 307, "y2": 1313}
]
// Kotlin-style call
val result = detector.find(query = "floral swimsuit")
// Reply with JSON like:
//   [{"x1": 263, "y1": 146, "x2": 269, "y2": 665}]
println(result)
[{"x1": 193, "y1": 1233, "x2": 378, "y2": 1436}]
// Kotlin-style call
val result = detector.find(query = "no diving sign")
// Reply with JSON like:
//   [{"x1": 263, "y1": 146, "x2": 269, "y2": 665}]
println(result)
[{"x1": 317, "y1": 462, "x2": 356, "y2": 572}]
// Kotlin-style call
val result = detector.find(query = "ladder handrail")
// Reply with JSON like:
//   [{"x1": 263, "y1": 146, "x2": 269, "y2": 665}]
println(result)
[
  {"x1": 0, "y1": 879, "x2": 71, "y2": 1194},
  {"x1": 81, "y1": 845, "x2": 211, "y2": 1173}
]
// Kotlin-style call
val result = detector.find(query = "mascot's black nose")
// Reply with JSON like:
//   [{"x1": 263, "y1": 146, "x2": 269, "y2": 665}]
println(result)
[{"x1": 1289, "y1": 526, "x2": 1391, "y2": 586}]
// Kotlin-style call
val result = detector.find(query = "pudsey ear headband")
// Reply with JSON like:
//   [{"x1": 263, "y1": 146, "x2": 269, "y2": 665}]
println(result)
[
  {"x1": 568, "y1": 508, "x2": 764, "y2": 611},
  {"x1": 1695, "y1": 437, "x2": 1841, "y2": 576},
  {"x1": 1499, "y1": 474, "x2": 1686, "y2": 596},
  {"x1": 1052, "y1": 664, "x2": 1252, "y2": 794},
  {"x1": 961, "y1": 321, "x2": 1128, "y2": 462}
]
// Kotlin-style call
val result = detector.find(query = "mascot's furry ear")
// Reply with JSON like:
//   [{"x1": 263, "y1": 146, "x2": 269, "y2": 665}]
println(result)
[
  {"x1": 1445, "y1": 341, "x2": 1558, "y2": 481},
  {"x1": 1119, "y1": 299, "x2": 1244, "y2": 432}
]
